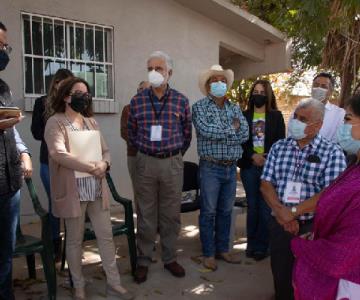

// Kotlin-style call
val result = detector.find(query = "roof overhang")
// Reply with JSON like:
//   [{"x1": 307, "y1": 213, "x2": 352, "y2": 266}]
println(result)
[
  {"x1": 174, "y1": 0, "x2": 286, "y2": 44},
  {"x1": 174, "y1": 0, "x2": 292, "y2": 78}
]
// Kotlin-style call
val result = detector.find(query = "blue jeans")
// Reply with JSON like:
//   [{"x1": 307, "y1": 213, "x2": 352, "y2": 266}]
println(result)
[
  {"x1": 40, "y1": 163, "x2": 59, "y2": 241},
  {"x1": 199, "y1": 160, "x2": 237, "y2": 257},
  {"x1": 0, "y1": 190, "x2": 20, "y2": 300},
  {"x1": 241, "y1": 165, "x2": 271, "y2": 253}
]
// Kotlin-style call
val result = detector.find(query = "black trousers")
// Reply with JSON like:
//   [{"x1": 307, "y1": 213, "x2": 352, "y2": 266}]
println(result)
[{"x1": 269, "y1": 217, "x2": 313, "y2": 300}]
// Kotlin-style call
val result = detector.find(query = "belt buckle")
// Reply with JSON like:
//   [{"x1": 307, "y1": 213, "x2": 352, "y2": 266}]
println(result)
[
  {"x1": 156, "y1": 153, "x2": 165, "y2": 159},
  {"x1": 222, "y1": 160, "x2": 233, "y2": 166},
  {"x1": 219, "y1": 160, "x2": 226, "y2": 166}
]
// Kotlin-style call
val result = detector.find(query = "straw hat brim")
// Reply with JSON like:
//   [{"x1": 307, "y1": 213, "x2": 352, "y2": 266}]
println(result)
[{"x1": 198, "y1": 69, "x2": 234, "y2": 96}]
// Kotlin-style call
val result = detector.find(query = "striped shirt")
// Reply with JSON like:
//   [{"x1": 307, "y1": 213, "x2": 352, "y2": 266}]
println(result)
[
  {"x1": 192, "y1": 96, "x2": 249, "y2": 161},
  {"x1": 128, "y1": 87, "x2": 192, "y2": 155},
  {"x1": 261, "y1": 135, "x2": 346, "y2": 220},
  {"x1": 66, "y1": 117, "x2": 102, "y2": 202}
]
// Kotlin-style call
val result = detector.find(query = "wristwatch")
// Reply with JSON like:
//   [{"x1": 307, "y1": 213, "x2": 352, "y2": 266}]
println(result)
[{"x1": 291, "y1": 206, "x2": 298, "y2": 216}]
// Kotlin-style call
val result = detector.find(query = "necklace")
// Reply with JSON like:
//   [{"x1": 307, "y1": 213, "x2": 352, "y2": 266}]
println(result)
[{"x1": 65, "y1": 114, "x2": 84, "y2": 131}]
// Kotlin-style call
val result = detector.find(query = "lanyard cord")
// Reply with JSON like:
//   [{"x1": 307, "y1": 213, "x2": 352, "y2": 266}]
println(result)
[
  {"x1": 150, "y1": 91, "x2": 168, "y2": 123},
  {"x1": 291, "y1": 145, "x2": 316, "y2": 181},
  {"x1": 291, "y1": 149, "x2": 301, "y2": 181}
]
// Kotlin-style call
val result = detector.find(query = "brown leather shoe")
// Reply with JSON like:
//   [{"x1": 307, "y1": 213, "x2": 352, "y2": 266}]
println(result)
[
  {"x1": 134, "y1": 265, "x2": 148, "y2": 284},
  {"x1": 215, "y1": 252, "x2": 242, "y2": 264},
  {"x1": 164, "y1": 261, "x2": 185, "y2": 278},
  {"x1": 203, "y1": 256, "x2": 217, "y2": 271}
]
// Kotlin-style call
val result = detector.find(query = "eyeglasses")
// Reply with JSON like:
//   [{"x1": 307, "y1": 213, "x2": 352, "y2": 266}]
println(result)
[
  {"x1": 0, "y1": 42, "x2": 12, "y2": 54},
  {"x1": 70, "y1": 91, "x2": 92, "y2": 101}
]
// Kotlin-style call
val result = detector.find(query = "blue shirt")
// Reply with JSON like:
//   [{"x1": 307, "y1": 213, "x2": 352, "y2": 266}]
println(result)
[
  {"x1": 14, "y1": 127, "x2": 29, "y2": 155},
  {"x1": 261, "y1": 135, "x2": 346, "y2": 220},
  {"x1": 192, "y1": 96, "x2": 249, "y2": 161}
]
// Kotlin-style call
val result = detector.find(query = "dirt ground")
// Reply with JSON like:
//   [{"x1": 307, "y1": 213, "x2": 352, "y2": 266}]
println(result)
[{"x1": 13, "y1": 185, "x2": 274, "y2": 300}]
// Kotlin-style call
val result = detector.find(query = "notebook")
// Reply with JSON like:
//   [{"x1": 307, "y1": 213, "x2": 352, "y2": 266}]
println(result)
[{"x1": 0, "y1": 107, "x2": 22, "y2": 118}]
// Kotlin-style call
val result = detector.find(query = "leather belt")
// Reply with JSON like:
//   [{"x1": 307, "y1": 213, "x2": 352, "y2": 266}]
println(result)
[
  {"x1": 201, "y1": 157, "x2": 236, "y2": 166},
  {"x1": 140, "y1": 149, "x2": 180, "y2": 159}
]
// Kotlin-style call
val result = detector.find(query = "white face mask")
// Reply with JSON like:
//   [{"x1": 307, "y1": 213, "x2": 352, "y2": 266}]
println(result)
[
  {"x1": 288, "y1": 118, "x2": 307, "y2": 140},
  {"x1": 148, "y1": 70, "x2": 165, "y2": 88},
  {"x1": 311, "y1": 87, "x2": 328, "y2": 102}
]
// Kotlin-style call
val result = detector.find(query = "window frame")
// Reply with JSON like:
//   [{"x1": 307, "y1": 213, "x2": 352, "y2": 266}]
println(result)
[{"x1": 21, "y1": 11, "x2": 115, "y2": 101}]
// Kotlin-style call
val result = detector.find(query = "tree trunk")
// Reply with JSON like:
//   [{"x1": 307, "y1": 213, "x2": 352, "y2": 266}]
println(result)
[{"x1": 339, "y1": 64, "x2": 354, "y2": 107}]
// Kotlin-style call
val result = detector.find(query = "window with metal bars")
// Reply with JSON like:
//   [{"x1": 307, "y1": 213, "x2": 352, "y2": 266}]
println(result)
[{"x1": 22, "y1": 12, "x2": 114, "y2": 100}]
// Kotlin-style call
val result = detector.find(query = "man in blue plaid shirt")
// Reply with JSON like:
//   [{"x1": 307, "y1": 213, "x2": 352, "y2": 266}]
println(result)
[
  {"x1": 260, "y1": 98, "x2": 346, "y2": 300},
  {"x1": 192, "y1": 65, "x2": 248, "y2": 271}
]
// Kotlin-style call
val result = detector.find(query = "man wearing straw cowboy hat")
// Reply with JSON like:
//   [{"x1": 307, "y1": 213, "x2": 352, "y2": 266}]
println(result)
[{"x1": 192, "y1": 65, "x2": 249, "y2": 271}]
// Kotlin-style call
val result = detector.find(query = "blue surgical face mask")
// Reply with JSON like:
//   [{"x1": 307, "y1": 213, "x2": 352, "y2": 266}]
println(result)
[
  {"x1": 336, "y1": 123, "x2": 360, "y2": 155},
  {"x1": 210, "y1": 81, "x2": 227, "y2": 97},
  {"x1": 311, "y1": 87, "x2": 328, "y2": 103},
  {"x1": 288, "y1": 118, "x2": 307, "y2": 140}
]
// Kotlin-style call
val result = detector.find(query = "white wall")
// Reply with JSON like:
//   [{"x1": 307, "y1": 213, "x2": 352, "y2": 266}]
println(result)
[{"x1": 1, "y1": 0, "x2": 279, "y2": 223}]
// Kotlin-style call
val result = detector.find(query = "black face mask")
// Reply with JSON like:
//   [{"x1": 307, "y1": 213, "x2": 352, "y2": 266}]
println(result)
[
  {"x1": 69, "y1": 93, "x2": 91, "y2": 113},
  {"x1": 252, "y1": 94, "x2": 267, "y2": 108},
  {"x1": 0, "y1": 50, "x2": 10, "y2": 71}
]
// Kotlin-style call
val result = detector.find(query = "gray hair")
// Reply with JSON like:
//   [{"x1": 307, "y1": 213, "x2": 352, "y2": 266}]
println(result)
[
  {"x1": 147, "y1": 50, "x2": 173, "y2": 71},
  {"x1": 295, "y1": 98, "x2": 325, "y2": 121}
]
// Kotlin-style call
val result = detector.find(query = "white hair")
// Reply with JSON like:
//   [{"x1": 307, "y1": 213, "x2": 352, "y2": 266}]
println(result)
[
  {"x1": 296, "y1": 98, "x2": 325, "y2": 121},
  {"x1": 148, "y1": 50, "x2": 173, "y2": 71}
]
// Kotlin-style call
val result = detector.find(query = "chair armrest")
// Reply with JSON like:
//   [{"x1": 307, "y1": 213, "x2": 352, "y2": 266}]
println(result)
[
  {"x1": 25, "y1": 178, "x2": 47, "y2": 218},
  {"x1": 105, "y1": 173, "x2": 135, "y2": 230},
  {"x1": 105, "y1": 173, "x2": 133, "y2": 208}
]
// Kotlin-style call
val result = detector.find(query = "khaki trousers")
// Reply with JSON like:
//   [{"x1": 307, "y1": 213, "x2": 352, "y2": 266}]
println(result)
[
  {"x1": 135, "y1": 152, "x2": 183, "y2": 266},
  {"x1": 127, "y1": 155, "x2": 137, "y2": 202},
  {"x1": 64, "y1": 199, "x2": 121, "y2": 288}
]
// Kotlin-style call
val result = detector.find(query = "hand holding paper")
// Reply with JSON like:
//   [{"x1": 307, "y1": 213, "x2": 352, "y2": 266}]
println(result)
[{"x1": 90, "y1": 161, "x2": 107, "y2": 178}]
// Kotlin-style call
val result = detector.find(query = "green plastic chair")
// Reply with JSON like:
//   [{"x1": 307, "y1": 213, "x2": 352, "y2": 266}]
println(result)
[
  {"x1": 61, "y1": 172, "x2": 137, "y2": 277},
  {"x1": 14, "y1": 178, "x2": 57, "y2": 300}
]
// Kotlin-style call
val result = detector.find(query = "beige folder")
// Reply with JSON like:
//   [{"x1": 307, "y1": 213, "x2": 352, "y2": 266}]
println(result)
[{"x1": 68, "y1": 130, "x2": 102, "y2": 178}]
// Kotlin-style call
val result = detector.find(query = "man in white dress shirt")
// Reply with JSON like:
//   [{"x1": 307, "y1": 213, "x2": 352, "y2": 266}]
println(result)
[
  {"x1": 310, "y1": 72, "x2": 345, "y2": 142},
  {"x1": 289, "y1": 73, "x2": 345, "y2": 143}
]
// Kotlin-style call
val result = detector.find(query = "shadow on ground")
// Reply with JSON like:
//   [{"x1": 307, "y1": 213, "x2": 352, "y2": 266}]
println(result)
[{"x1": 14, "y1": 180, "x2": 274, "y2": 300}]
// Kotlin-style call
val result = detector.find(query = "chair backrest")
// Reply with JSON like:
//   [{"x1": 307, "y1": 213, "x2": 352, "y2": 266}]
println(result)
[
  {"x1": 182, "y1": 161, "x2": 199, "y2": 192},
  {"x1": 16, "y1": 179, "x2": 53, "y2": 251},
  {"x1": 17, "y1": 178, "x2": 44, "y2": 241},
  {"x1": 181, "y1": 161, "x2": 200, "y2": 213}
]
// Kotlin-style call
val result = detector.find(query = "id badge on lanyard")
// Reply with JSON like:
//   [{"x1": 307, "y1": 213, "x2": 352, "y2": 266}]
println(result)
[
  {"x1": 149, "y1": 93, "x2": 167, "y2": 142},
  {"x1": 284, "y1": 151, "x2": 302, "y2": 204},
  {"x1": 150, "y1": 125, "x2": 162, "y2": 141},
  {"x1": 284, "y1": 181, "x2": 302, "y2": 204}
]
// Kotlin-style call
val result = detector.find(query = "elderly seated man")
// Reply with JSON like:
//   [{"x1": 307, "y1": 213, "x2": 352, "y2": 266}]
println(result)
[{"x1": 260, "y1": 98, "x2": 346, "y2": 300}]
